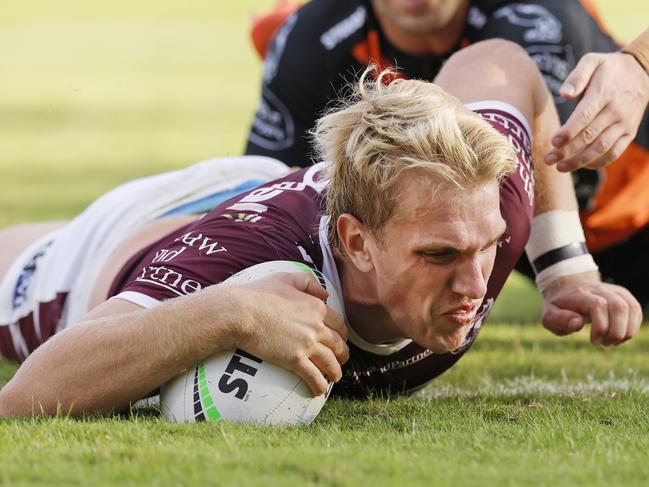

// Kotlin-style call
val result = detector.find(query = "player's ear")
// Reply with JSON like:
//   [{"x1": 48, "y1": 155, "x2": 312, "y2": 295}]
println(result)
[{"x1": 336, "y1": 213, "x2": 374, "y2": 272}]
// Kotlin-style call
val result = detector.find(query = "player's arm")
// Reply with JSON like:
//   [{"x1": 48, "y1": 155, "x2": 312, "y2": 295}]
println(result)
[
  {"x1": 436, "y1": 39, "x2": 642, "y2": 345},
  {"x1": 527, "y1": 89, "x2": 643, "y2": 344},
  {"x1": 0, "y1": 273, "x2": 348, "y2": 417},
  {"x1": 546, "y1": 28, "x2": 649, "y2": 171},
  {"x1": 523, "y1": 48, "x2": 644, "y2": 344}
]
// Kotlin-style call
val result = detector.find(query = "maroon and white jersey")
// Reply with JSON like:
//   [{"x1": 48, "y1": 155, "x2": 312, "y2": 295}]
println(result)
[
  {"x1": 111, "y1": 102, "x2": 534, "y2": 399},
  {"x1": 111, "y1": 164, "x2": 328, "y2": 307}
]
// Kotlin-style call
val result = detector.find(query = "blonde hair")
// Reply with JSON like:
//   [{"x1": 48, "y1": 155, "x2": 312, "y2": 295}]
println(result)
[{"x1": 312, "y1": 68, "x2": 518, "y2": 250}]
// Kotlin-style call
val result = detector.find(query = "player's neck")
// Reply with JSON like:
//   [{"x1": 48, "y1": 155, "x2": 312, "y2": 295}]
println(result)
[
  {"x1": 376, "y1": 2, "x2": 469, "y2": 56},
  {"x1": 337, "y1": 256, "x2": 405, "y2": 344}
]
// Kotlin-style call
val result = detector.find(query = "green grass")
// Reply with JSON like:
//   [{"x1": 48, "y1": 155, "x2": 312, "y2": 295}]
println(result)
[
  {"x1": 2, "y1": 324, "x2": 649, "y2": 486},
  {"x1": 1, "y1": 0, "x2": 648, "y2": 485},
  {"x1": 2, "y1": 397, "x2": 649, "y2": 486}
]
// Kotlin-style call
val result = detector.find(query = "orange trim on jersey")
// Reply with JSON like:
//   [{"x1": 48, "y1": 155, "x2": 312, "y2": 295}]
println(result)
[
  {"x1": 251, "y1": 1, "x2": 302, "y2": 59},
  {"x1": 352, "y1": 30, "x2": 405, "y2": 82},
  {"x1": 582, "y1": 142, "x2": 649, "y2": 252},
  {"x1": 352, "y1": 30, "x2": 389, "y2": 70}
]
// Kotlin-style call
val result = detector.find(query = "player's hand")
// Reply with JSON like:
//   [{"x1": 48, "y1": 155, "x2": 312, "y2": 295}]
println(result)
[
  {"x1": 544, "y1": 52, "x2": 649, "y2": 172},
  {"x1": 230, "y1": 272, "x2": 349, "y2": 396},
  {"x1": 540, "y1": 272, "x2": 643, "y2": 346}
]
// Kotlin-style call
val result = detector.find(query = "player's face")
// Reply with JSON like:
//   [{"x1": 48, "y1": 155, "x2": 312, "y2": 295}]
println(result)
[
  {"x1": 371, "y1": 0, "x2": 468, "y2": 35},
  {"x1": 368, "y1": 174, "x2": 505, "y2": 353}
]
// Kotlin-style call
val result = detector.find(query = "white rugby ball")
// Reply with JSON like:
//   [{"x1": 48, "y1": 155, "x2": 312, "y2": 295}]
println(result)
[{"x1": 160, "y1": 260, "x2": 343, "y2": 425}]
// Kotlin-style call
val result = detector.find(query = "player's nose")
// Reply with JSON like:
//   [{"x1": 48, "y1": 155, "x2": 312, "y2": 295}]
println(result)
[{"x1": 450, "y1": 256, "x2": 488, "y2": 300}]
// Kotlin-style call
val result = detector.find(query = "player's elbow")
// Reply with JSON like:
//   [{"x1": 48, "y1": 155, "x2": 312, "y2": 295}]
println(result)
[
  {"x1": 0, "y1": 376, "x2": 62, "y2": 418},
  {"x1": 0, "y1": 379, "x2": 24, "y2": 417}
]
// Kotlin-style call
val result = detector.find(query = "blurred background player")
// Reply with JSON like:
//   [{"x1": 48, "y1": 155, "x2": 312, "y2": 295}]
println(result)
[{"x1": 245, "y1": 0, "x2": 649, "y2": 308}]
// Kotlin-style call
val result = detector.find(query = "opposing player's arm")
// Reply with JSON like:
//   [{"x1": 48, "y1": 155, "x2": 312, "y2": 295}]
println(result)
[
  {"x1": 546, "y1": 29, "x2": 649, "y2": 171},
  {"x1": 0, "y1": 273, "x2": 349, "y2": 417},
  {"x1": 477, "y1": 1, "x2": 646, "y2": 172},
  {"x1": 476, "y1": 1, "x2": 619, "y2": 121}
]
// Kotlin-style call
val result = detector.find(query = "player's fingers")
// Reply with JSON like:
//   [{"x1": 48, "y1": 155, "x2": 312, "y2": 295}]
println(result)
[
  {"x1": 622, "y1": 316, "x2": 643, "y2": 343},
  {"x1": 323, "y1": 304, "x2": 348, "y2": 342},
  {"x1": 598, "y1": 290, "x2": 630, "y2": 345},
  {"x1": 626, "y1": 302, "x2": 643, "y2": 341},
  {"x1": 579, "y1": 134, "x2": 633, "y2": 171},
  {"x1": 309, "y1": 344, "x2": 343, "y2": 383},
  {"x1": 292, "y1": 355, "x2": 331, "y2": 397},
  {"x1": 289, "y1": 272, "x2": 328, "y2": 301},
  {"x1": 560, "y1": 53, "x2": 603, "y2": 100},
  {"x1": 611, "y1": 286, "x2": 644, "y2": 342},
  {"x1": 541, "y1": 303, "x2": 585, "y2": 336},
  {"x1": 546, "y1": 107, "x2": 615, "y2": 165},
  {"x1": 555, "y1": 123, "x2": 626, "y2": 172},
  {"x1": 587, "y1": 294, "x2": 610, "y2": 346},
  {"x1": 316, "y1": 321, "x2": 349, "y2": 364},
  {"x1": 551, "y1": 88, "x2": 607, "y2": 152}
]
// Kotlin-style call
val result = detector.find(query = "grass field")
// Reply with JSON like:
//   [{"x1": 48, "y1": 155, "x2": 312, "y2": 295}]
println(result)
[{"x1": 1, "y1": 1, "x2": 648, "y2": 485}]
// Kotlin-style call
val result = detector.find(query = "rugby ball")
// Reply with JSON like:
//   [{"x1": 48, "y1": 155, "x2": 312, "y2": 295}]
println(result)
[{"x1": 160, "y1": 260, "x2": 344, "y2": 425}]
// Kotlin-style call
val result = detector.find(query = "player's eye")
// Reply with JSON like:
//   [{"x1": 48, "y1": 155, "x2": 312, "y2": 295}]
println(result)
[
  {"x1": 420, "y1": 250, "x2": 455, "y2": 263},
  {"x1": 481, "y1": 240, "x2": 499, "y2": 252}
]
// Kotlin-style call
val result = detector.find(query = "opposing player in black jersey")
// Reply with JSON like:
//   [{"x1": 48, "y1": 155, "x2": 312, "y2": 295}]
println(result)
[{"x1": 246, "y1": 0, "x2": 649, "y2": 308}]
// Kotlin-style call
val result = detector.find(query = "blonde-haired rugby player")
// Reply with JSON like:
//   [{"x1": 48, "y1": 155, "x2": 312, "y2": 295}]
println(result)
[{"x1": 0, "y1": 40, "x2": 641, "y2": 416}]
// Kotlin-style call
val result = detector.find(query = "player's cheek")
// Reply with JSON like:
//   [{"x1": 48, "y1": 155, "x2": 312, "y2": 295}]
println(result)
[{"x1": 480, "y1": 249, "x2": 497, "y2": 282}]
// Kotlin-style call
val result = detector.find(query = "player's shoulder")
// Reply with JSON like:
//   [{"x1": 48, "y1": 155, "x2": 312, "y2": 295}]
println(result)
[
  {"x1": 200, "y1": 164, "x2": 328, "y2": 233},
  {"x1": 264, "y1": 0, "x2": 369, "y2": 75},
  {"x1": 473, "y1": 0, "x2": 602, "y2": 42},
  {"x1": 292, "y1": 0, "x2": 369, "y2": 48},
  {"x1": 474, "y1": 0, "x2": 592, "y2": 17}
]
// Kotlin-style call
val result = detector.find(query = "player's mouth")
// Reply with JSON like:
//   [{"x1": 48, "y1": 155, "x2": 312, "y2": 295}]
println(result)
[
  {"x1": 443, "y1": 303, "x2": 479, "y2": 326},
  {"x1": 392, "y1": 0, "x2": 430, "y2": 13}
]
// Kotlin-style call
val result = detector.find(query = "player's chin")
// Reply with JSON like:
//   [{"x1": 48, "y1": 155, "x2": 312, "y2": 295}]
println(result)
[{"x1": 421, "y1": 324, "x2": 471, "y2": 354}]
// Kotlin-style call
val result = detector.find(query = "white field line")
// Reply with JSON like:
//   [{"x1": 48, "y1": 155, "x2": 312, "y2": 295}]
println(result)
[
  {"x1": 420, "y1": 370, "x2": 649, "y2": 399},
  {"x1": 138, "y1": 372, "x2": 649, "y2": 409}
]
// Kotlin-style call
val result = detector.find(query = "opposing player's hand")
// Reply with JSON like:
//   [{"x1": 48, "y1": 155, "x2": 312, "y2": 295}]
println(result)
[
  {"x1": 544, "y1": 52, "x2": 649, "y2": 172},
  {"x1": 540, "y1": 272, "x2": 643, "y2": 346},
  {"x1": 230, "y1": 272, "x2": 349, "y2": 396}
]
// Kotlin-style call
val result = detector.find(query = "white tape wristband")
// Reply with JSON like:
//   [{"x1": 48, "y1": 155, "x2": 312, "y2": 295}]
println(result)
[
  {"x1": 525, "y1": 211, "x2": 586, "y2": 260},
  {"x1": 535, "y1": 254, "x2": 599, "y2": 292},
  {"x1": 525, "y1": 211, "x2": 598, "y2": 292}
]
